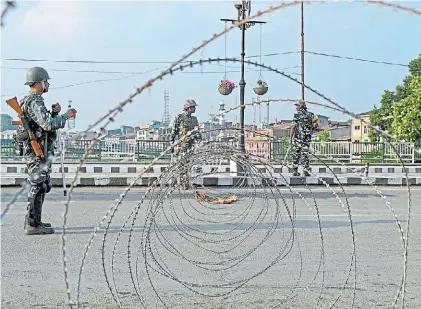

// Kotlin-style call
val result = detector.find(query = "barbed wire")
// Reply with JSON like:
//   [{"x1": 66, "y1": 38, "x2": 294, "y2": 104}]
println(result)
[
  {"x1": 99, "y1": 140, "x2": 349, "y2": 308},
  {"x1": 0, "y1": 0, "x2": 15, "y2": 27}
]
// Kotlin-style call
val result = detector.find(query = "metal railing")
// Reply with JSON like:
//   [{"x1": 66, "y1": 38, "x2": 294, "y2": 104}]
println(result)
[{"x1": 1, "y1": 139, "x2": 420, "y2": 164}]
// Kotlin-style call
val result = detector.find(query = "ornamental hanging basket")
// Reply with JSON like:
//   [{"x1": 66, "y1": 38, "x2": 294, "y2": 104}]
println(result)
[
  {"x1": 253, "y1": 86, "x2": 268, "y2": 96},
  {"x1": 218, "y1": 86, "x2": 233, "y2": 95},
  {"x1": 218, "y1": 79, "x2": 235, "y2": 96},
  {"x1": 253, "y1": 79, "x2": 268, "y2": 96}
]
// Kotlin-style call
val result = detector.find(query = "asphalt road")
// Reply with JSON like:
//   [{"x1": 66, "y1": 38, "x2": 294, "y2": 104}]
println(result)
[{"x1": 1, "y1": 187, "x2": 420, "y2": 309}]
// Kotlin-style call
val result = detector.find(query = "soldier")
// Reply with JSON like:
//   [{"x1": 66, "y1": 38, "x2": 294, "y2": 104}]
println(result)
[
  {"x1": 170, "y1": 99, "x2": 201, "y2": 187},
  {"x1": 16, "y1": 66, "x2": 77, "y2": 235},
  {"x1": 289, "y1": 102, "x2": 318, "y2": 177}
]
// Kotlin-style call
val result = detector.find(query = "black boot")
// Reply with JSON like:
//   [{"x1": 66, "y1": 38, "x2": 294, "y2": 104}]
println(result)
[
  {"x1": 292, "y1": 167, "x2": 300, "y2": 177},
  {"x1": 24, "y1": 193, "x2": 54, "y2": 235},
  {"x1": 303, "y1": 167, "x2": 311, "y2": 177},
  {"x1": 37, "y1": 194, "x2": 51, "y2": 227}
]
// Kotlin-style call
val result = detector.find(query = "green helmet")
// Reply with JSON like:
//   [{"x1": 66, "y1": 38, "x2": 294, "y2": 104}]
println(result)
[
  {"x1": 184, "y1": 99, "x2": 198, "y2": 109},
  {"x1": 24, "y1": 66, "x2": 50, "y2": 85},
  {"x1": 294, "y1": 101, "x2": 306, "y2": 109}
]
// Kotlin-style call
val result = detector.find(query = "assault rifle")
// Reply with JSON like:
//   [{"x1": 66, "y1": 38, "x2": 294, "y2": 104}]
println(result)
[{"x1": 5, "y1": 97, "x2": 44, "y2": 159}]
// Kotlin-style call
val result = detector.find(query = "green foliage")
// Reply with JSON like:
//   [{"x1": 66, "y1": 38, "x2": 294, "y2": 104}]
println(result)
[
  {"x1": 314, "y1": 129, "x2": 331, "y2": 142},
  {"x1": 408, "y1": 54, "x2": 421, "y2": 77},
  {"x1": 391, "y1": 76, "x2": 421, "y2": 142},
  {"x1": 370, "y1": 54, "x2": 421, "y2": 142}
]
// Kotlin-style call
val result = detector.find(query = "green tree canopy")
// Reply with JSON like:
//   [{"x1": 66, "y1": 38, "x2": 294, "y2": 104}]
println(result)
[
  {"x1": 391, "y1": 76, "x2": 421, "y2": 142},
  {"x1": 370, "y1": 54, "x2": 421, "y2": 142},
  {"x1": 314, "y1": 129, "x2": 331, "y2": 142}
]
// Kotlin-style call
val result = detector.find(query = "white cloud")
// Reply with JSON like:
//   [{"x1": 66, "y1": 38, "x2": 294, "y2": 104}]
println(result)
[{"x1": 22, "y1": 1, "x2": 90, "y2": 42}]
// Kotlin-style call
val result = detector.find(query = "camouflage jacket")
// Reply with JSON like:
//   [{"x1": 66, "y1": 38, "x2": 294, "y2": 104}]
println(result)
[
  {"x1": 16, "y1": 93, "x2": 68, "y2": 158},
  {"x1": 170, "y1": 113, "x2": 201, "y2": 145},
  {"x1": 292, "y1": 109, "x2": 314, "y2": 142}
]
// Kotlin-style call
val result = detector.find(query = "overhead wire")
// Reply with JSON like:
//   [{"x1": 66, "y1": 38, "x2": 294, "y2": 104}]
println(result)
[{"x1": 1, "y1": 50, "x2": 409, "y2": 67}]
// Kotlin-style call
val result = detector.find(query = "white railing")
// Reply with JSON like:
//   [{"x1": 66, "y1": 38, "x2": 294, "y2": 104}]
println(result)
[{"x1": 1, "y1": 139, "x2": 420, "y2": 163}]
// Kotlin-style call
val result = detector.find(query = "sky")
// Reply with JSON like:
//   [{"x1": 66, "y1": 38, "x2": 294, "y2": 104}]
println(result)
[{"x1": 1, "y1": 0, "x2": 420, "y2": 132}]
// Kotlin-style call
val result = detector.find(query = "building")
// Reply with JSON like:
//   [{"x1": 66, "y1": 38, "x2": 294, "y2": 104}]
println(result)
[
  {"x1": 245, "y1": 127, "x2": 285, "y2": 159},
  {"x1": 0, "y1": 130, "x2": 15, "y2": 140},
  {"x1": 136, "y1": 120, "x2": 171, "y2": 141},
  {"x1": 316, "y1": 115, "x2": 330, "y2": 130},
  {"x1": 351, "y1": 111, "x2": 371, "y2": 142},
  {"x1": 137, "y1": 125, "x2": 154, "y2": 140},
  {"x1": 328, "y1": 120, "x2": 352, "y2": 141}
]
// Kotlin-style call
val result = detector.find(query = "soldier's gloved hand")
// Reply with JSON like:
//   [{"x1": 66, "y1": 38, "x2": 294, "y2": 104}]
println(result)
[
  {"x1": 66, "y1": 108, "x2": 77, "y2": 119},
  {"x1": 52, "y1": 103, "x2": 61, "y2": 114}
]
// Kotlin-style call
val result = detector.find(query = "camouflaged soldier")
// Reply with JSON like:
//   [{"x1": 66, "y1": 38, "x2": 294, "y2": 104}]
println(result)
[
  {"x1": 170, "y1": 99, "x2": 201, "y2": 154},
  {"x1": 289, "y1": 102, "x2": 318, "y2": 177},
  {"x1": 170, "y1": 99, "x2": 201, "y2": 187},
  {"x1": 16, "y1": 66, "x2": 77, "y2": 235}
]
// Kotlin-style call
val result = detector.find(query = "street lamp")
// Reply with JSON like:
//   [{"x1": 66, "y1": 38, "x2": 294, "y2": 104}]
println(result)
[{"x1": 220, "y1": 0, "x2": 265, "y2": 157}]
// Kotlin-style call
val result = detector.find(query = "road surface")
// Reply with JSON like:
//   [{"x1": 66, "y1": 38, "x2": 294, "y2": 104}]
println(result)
[{"x1": 1, "y1": 187, "x2": 420, "y2": 309}]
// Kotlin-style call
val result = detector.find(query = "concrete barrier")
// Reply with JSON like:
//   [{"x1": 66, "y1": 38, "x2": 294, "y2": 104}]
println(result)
[
  {"x1": 2, "y1": 173, "x2": 421, "y2": 187},
  {"x1": 2, "y1": 161, "x2": 421, "y2": 176}
]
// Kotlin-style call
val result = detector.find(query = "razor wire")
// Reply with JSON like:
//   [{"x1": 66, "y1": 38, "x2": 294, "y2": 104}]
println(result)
[
  {"x1": 1, "y1": 1, "x2": 420, "y2": 309},
  {"x1": 68, "y1": 129, "x2": 414, "y2": 306},
  {"x1": 0, "y1": 0, "x2": 15, "y2": 27}
]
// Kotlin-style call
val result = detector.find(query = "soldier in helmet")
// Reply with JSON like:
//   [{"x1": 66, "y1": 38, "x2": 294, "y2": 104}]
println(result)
[
  {"x1": 289, "y1": 102, "x2": 318, "y2": 177},
  {"x1": 170, "y1": 99, "x2": 202, "y2": 187},
  {"x1": 16, "y1": 66, "x2": 77, "y2": 235}
]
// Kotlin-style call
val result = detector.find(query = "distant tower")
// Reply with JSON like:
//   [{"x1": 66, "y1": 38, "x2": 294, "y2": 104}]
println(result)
[
  {"x1": 217, "y1": 100, "x2": 226, "y2": 141},
  {"x1": 162, "y1": 90, "x2": 170, "y2": 128},
  {"x1": 219, "y1": 100, "x2": 225, "y2": 126}
]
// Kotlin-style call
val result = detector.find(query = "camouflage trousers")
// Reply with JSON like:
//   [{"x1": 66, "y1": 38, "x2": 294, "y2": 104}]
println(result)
[
  {"x1": 175, "y1": 144, "x2": 196, "y2": 188},
  {"x1": 25, "y1": 153, "x2": 52, "y2": 226},
  {"x1": 292, "y1": 141, "x2": 310, "y2": 170}
]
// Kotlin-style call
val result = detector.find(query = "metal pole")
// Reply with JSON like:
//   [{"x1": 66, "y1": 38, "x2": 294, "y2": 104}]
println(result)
[
  {"x1": 59, "y1": 131, "x2": 67, "y2": 196},
  {"x1": 239, "y1": 3, "x2": 246, "y2": 154},
  {"x1": 300, "y1": 2, "x2": 305, "y2": 101}
]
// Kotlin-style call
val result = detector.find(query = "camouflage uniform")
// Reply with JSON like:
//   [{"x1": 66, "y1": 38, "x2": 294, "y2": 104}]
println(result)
[
  {"x1": 291, "y1": 104, "x2": 314, "y2": 176},
  {"x1": 170, "y1": 114, "x2": 201, "y2": 154},
  {"x1": 170, "y1": 99, "x2": 201, "y2": 188},
  {"x1": 16, "y1": 67, "x2": 69, "y2": 234}
]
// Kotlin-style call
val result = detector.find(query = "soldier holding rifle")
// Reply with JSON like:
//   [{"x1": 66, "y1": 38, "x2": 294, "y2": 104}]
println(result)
[{"x1": 11, "y1": 67, "x2": 77, "y2": 235}]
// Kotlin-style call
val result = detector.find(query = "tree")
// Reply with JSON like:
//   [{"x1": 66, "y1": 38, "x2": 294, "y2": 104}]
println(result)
[
  {"x1": 369, "y1": 91, "x2": 394, "y2": 141},
  {"x1": 314, "y1": 129, "x2": 331, "y2": 142},
  {"x1": 391, "y1": 76, "x2": 421, "y2": 142},
  {"x1": 369, "y1": 54, "x2": 421, "y2": 142}
]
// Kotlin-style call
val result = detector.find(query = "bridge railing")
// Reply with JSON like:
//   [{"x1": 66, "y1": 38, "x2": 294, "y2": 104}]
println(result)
[{"x1": 0, "y1": 139, "x2": 420, "y2": 164}]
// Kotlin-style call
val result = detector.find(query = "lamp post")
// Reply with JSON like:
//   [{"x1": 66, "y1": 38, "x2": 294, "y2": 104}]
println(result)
[{"x1": 221, "y1": 1, "x2": 266, "y2": 155}]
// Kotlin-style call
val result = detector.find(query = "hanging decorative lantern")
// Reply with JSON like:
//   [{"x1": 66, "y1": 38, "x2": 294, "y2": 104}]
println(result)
[
  {"x1": 253, "y1": 79, "x2": 268, "y2": 96},
  {"x1": 218, "y1": 79, "x2": 235, "y2": 96},
  {"x1": 254, "y1": 24, "x2": 269, "y2": 96}
]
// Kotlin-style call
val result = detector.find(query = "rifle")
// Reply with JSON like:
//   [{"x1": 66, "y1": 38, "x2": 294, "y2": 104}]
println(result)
[{"x1": 5, "y1": 96, "x2": 44, "y2": 159}]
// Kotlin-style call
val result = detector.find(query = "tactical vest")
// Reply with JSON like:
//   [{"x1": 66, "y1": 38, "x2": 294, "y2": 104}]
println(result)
[
  {"x1": 15, "y1": 95, "x2": 56, "y2": 155},
  {"x1": 179, "y1": 116, "x2": 196, "y2": 139}
]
